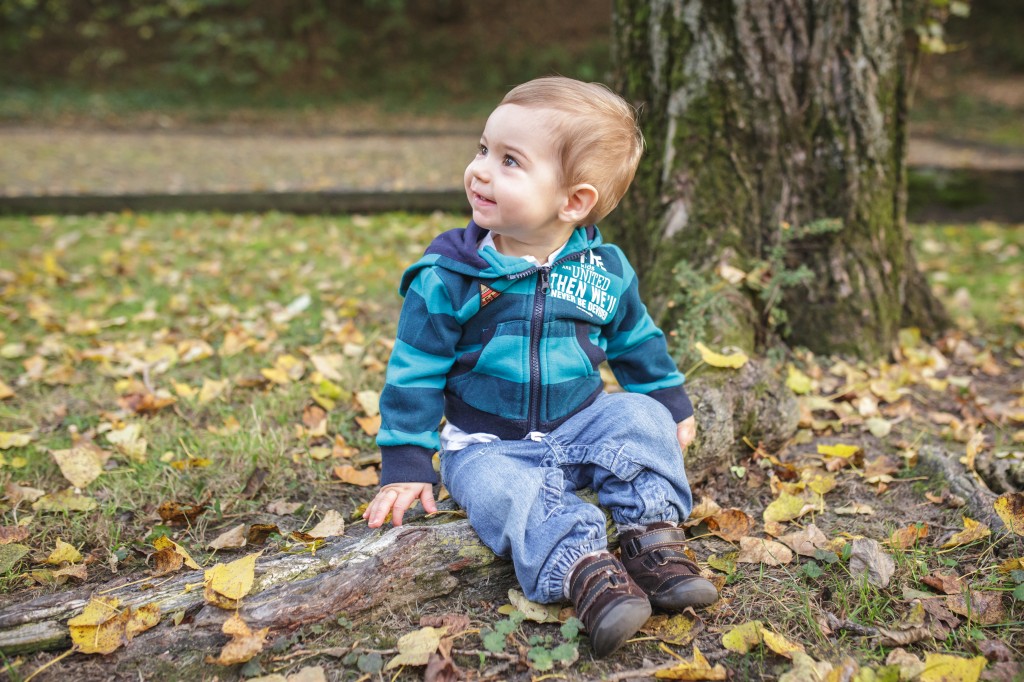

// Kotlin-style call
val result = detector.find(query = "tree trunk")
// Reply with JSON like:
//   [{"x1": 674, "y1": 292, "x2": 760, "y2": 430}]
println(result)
[{"x1": 610, "y1": 0, "x2": 948, "y2": 359}]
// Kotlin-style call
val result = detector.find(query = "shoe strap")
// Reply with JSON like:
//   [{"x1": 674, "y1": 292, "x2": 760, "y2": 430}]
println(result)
[
  {"x1": 622, "y1": 526, "x2": 689, "y2": 560},
  {"x1": 641, "y1": 547, "x2": 700, "y2": 573},
  {"x1": 570, "y1": 555, "x2": 634, "y2": 615}
]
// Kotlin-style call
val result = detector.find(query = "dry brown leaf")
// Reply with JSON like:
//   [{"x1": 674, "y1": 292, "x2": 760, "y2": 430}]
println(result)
[
  {"x1": 153, "y1": 536, "x2": 201, "y2": 570},
  {"x1": 888, "y1": 523, "x2": 929, "y2": 549},
  {"x1": 151, "y1": 548, "x2": 184, "y2": 577},
  {"x1": 776, "y1": 524, "x2": 828, "y2": 557},
  {"x1": 922, "y1": 571, "x2": 964, "y2": 595},
  {"x1": 849, "y1": 538, "x2": 895, "y2": 588},
  {"x1": 205, "y1": 613, "x2": 269, "y2": 665},
  {"x1": 705, "y1": 509, "x2": 753, "y2": 542},
  {"x1": 946, "y1": 591, "x2": 1006, "y2": 626},
  {"x1": 208, "y1": 523, "x2": 247, "y2": 550},
  {"x1": 307, "y1": 510, "x2": 346, "y2": 538},
  {"x1": 53, "y1": 563, "x2": 89, "y2": 581},
  {"x1": 5, "y1": 482, "x2": 45, "y2": 506},
  {"x1": 332, "y1": 464, "x2": 379, "y2": 487},
  {"x1": 247, "y1": 524, "x2": 280, "y2": 545},
  {"x1": 0, "y1": 525, "x2": 29, "y2": 545},
  {"x1": 118, "y1": 391, "x2": 177, "y2": 415},
  {"x1": 157, "y1": 500, "x2": 206, "y2": 525},
  {"x1": 355, "y1": 414, "x2": 382, "y2": 436},
  {"x1": 736, "y1": 537, "x2": 793, "y2": 566},
  {"x1": 686, "y1": 497, "x2": 722, "y2": 524},
  {"x1": 266, "y1": 499, "x2": 302, "y2": 515}
]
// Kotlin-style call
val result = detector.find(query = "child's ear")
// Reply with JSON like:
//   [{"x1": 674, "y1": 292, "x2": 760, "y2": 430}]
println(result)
[{"x1": 559, "y1": 184, "x2": 599, "y2": 225}]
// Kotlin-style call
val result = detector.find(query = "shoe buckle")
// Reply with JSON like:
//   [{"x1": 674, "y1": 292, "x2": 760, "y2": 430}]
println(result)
[
  {"x1": 624, "y1": 536, "x2": 642, "y2": 560},
  {"x1": 606, "y1": 569, "x2": 626, "y2": 587}
]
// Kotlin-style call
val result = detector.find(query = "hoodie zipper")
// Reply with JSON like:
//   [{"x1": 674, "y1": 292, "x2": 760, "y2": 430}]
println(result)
[{"x1": 508, "y1": 252, "x2": 579, "y2": 432}]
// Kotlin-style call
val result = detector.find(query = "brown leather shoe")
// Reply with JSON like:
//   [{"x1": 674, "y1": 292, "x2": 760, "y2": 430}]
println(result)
[
  {"x1": 619, "y1": 522, "x2": 719, "y2": 611},
  {"x1": 568, "y1": 552, "x2": 652, "y2": 658}
]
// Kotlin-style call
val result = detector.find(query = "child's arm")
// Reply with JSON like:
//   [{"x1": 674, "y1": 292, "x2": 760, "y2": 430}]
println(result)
[{"x1": 363, "y1": 482, "x2": 437, "y2": 528}]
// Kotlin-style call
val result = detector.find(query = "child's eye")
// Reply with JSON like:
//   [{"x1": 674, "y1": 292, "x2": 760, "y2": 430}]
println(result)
[
  {"x1": 477, "y1": 144, "x2": 488, "y2": 156},
  {"x1": 502, "y1": 155, "x2": 519, "y2": 168}
]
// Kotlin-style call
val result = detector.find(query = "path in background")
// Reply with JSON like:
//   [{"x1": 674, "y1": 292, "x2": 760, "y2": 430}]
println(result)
[{"x1": 2, "y1": 125, "x2": 1023, "y2": 199}]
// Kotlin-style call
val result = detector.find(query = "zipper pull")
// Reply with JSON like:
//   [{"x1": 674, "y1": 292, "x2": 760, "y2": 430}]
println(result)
[{"x1": 540, "y1": 268, "x2": 550, "y2": 295}]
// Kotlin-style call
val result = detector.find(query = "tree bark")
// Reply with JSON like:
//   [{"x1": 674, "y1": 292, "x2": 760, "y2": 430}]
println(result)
[
  {"x1": 0, "y1": 367, "x2": 797, "y2": 667},
  {"x1": 610, "y1": 0, "x2": 948, "y2": 359}
]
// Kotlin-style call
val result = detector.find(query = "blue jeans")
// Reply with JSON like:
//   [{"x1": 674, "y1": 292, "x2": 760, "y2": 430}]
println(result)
[{"x1": 440, "y1": 392, "x2": 693, "y2": 604}]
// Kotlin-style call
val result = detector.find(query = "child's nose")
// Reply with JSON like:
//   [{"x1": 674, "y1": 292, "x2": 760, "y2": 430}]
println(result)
[{"x1": 468, "y1": 157, "x2": 491, "y2": 182}]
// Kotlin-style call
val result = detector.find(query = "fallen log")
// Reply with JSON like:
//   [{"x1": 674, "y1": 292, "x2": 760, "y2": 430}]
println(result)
[{"x1": 1, "y1": 360, "x2": 800, "y2": 675}]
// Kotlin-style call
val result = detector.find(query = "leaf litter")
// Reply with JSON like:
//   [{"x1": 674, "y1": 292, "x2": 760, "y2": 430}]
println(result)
[{"x1": 1, "y1": 213, "x2": 1022, "y2": 679}]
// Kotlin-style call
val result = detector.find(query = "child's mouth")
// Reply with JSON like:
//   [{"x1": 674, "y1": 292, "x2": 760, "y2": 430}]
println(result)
[{"x1": 472, "y1": 192, "x2": 496, "y2": 207}]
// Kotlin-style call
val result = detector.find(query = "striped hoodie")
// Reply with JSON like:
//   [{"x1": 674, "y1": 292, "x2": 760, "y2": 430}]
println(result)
[{"x1": 377, "y1": 221, "x2": 693, "y2": 485}]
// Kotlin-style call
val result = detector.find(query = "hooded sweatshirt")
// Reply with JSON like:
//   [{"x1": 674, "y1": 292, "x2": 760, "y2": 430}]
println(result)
[{"x1": 377, "y1": 221, "x2": 693, "y2": 486}]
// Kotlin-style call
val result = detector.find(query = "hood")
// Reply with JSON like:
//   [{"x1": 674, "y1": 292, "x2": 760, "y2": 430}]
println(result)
[{"x1": 399, "y1": 220, "x2": 604, "y2": 295}]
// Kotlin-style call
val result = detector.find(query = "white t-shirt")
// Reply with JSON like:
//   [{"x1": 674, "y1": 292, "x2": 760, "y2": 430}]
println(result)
[{"x1": 439, "y1": 232, "x2": 568, "y2": 452}]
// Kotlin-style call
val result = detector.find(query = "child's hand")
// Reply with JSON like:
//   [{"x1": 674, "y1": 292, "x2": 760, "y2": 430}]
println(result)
[
  {"x1": 363, "y1": 482, "x2": 437, "y2": 528},
  {"x1": 677, "y1": 416, "x2": 696, "y2": 451}
]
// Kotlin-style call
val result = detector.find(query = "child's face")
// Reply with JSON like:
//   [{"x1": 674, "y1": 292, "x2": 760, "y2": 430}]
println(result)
[{"x1": 464, "y1": 104, "x2": 574, "y2": 249}]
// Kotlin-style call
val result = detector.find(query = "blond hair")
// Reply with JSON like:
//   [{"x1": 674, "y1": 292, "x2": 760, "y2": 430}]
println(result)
[{"x1": 500, "y1": 76, "x2": 644, "y2": 225}]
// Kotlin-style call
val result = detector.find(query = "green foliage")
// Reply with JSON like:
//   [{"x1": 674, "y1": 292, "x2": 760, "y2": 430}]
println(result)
[{"x1": 0, "y1": 0, "x2": 381, "y2": 88}]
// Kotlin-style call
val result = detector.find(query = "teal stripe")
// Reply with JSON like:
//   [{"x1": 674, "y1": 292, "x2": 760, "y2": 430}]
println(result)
[
  {"x1": 407, "y1": 269, "x2": 454, "y2": 316},
  {"x1": 473, "y1": 332, "x2": 530, "y2": 383},
  {"x1": 606, "y1": 321, "x2": 662, "y2": 359},
  {"x1": 385, "y1": 339, "x2": 450, "y2": 388},
  {"x1": 622, "y1": 375, "x2": 685, "y2": 394},
  {"x1": 377, "y1": 428, "x2": 439, "y2": 450}
]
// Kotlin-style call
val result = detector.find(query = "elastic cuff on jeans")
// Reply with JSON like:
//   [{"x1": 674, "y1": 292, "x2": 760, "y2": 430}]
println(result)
[{"x1": 561, "y1": 549, "x2": 606, "y2": 600}]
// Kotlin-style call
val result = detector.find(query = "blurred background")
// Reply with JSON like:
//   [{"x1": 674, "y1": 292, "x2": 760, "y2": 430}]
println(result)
[{"x1": 0, "y1": 0, "x2": 1021, "y2": 217}]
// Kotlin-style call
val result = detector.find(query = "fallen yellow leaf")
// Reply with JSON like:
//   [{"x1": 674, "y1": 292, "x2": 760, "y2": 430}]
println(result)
[
  {"x1": 655, "y1": 645, "x2": 727, "y2": 680},
  {"x1": 50, "y1": 443, "x2": 107, "y2": 488},
  {"x1": 385, "y1": 626, "x2": 446, "y2": 670},
  {"x1": 641, "y1": 613, "x2": 700, "y2": 646},
  {"x1": 68, "y1": 597, "x2": 130, "y2": 655},
  {"x1": 0, "y1": 431, "x2": 33, "y2": 450},
  {"x1": 721, "y1": 620, "x2": 763, "y2": 654},
  {"x1": 786, "y1": 365, "x2": 813, "y2": 394},
  {"x1": 695, "y1": 342, "x2": 749, "y2": 369},
  {"x1": 198, "y1": 377, "x2": 229, "y2": 404},
  {"x1": 941, "y1": 517, "x2": 991, "y2": 549},
  {"x1": 0, "y1": 378, "x2": 13, "y2": 400},
  {"x1": 919, "y1": 653, "x2": 987, "y2": 682},
  {"x1": 762, "y1": 629, "x2": 804, "y2": 659},
  {"x1": 46, "y1": 538, "x2": 82, "y2": 565},
  {"x1": 763, "y1": 492, "x2": 815, "y2": 524},
  {"x1": 817, "y1": 443, "x2": 860, "y2": 458},
  {"x1": 204, "y1": 552, "x2": 259, "y2": 608},
  {"x1": 993, "y1": 492, "x2": 1024, "y2": 536},
  {"x1": 153, "y1": 536, "x2": 202, "y2": 570}
]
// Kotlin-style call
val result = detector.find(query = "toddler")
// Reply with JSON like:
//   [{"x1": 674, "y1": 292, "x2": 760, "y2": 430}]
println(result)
[{"x1": 364, "y1": 76, "x2": 718, "y2": 657}]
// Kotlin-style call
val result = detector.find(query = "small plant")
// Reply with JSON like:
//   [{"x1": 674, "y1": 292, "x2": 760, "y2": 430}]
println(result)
[{"x1": 478, "y1": 611, "x2": 581, "y2": 671}]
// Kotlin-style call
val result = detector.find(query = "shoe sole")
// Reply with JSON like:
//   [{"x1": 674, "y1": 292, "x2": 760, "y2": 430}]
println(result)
[
  {"x1": 649, "y1": 578, "x2": 719, "y2": 611},
  {"x1": 588, "y1": 598, "x2": 652, "y2": 658}
]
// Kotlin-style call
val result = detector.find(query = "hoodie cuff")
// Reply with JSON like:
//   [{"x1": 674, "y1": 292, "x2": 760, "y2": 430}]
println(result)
[
  {"x1": 647, "y1": 385, "x2": 694, "y2": 423},
  {"x1": 379, "y1": 445, "x2": 439, "y2": 486}
]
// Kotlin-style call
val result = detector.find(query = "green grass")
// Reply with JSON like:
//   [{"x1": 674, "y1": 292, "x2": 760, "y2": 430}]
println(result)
[
  {"x1": 2, "y1": 213, "x2": 1023, "y2": 680},
  {"x1": 0, "y1": 211, "x2": 450, "y2": 586},
  {"x1": 912, "y1": 221, "x2": 1024, "y2": 345}
]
